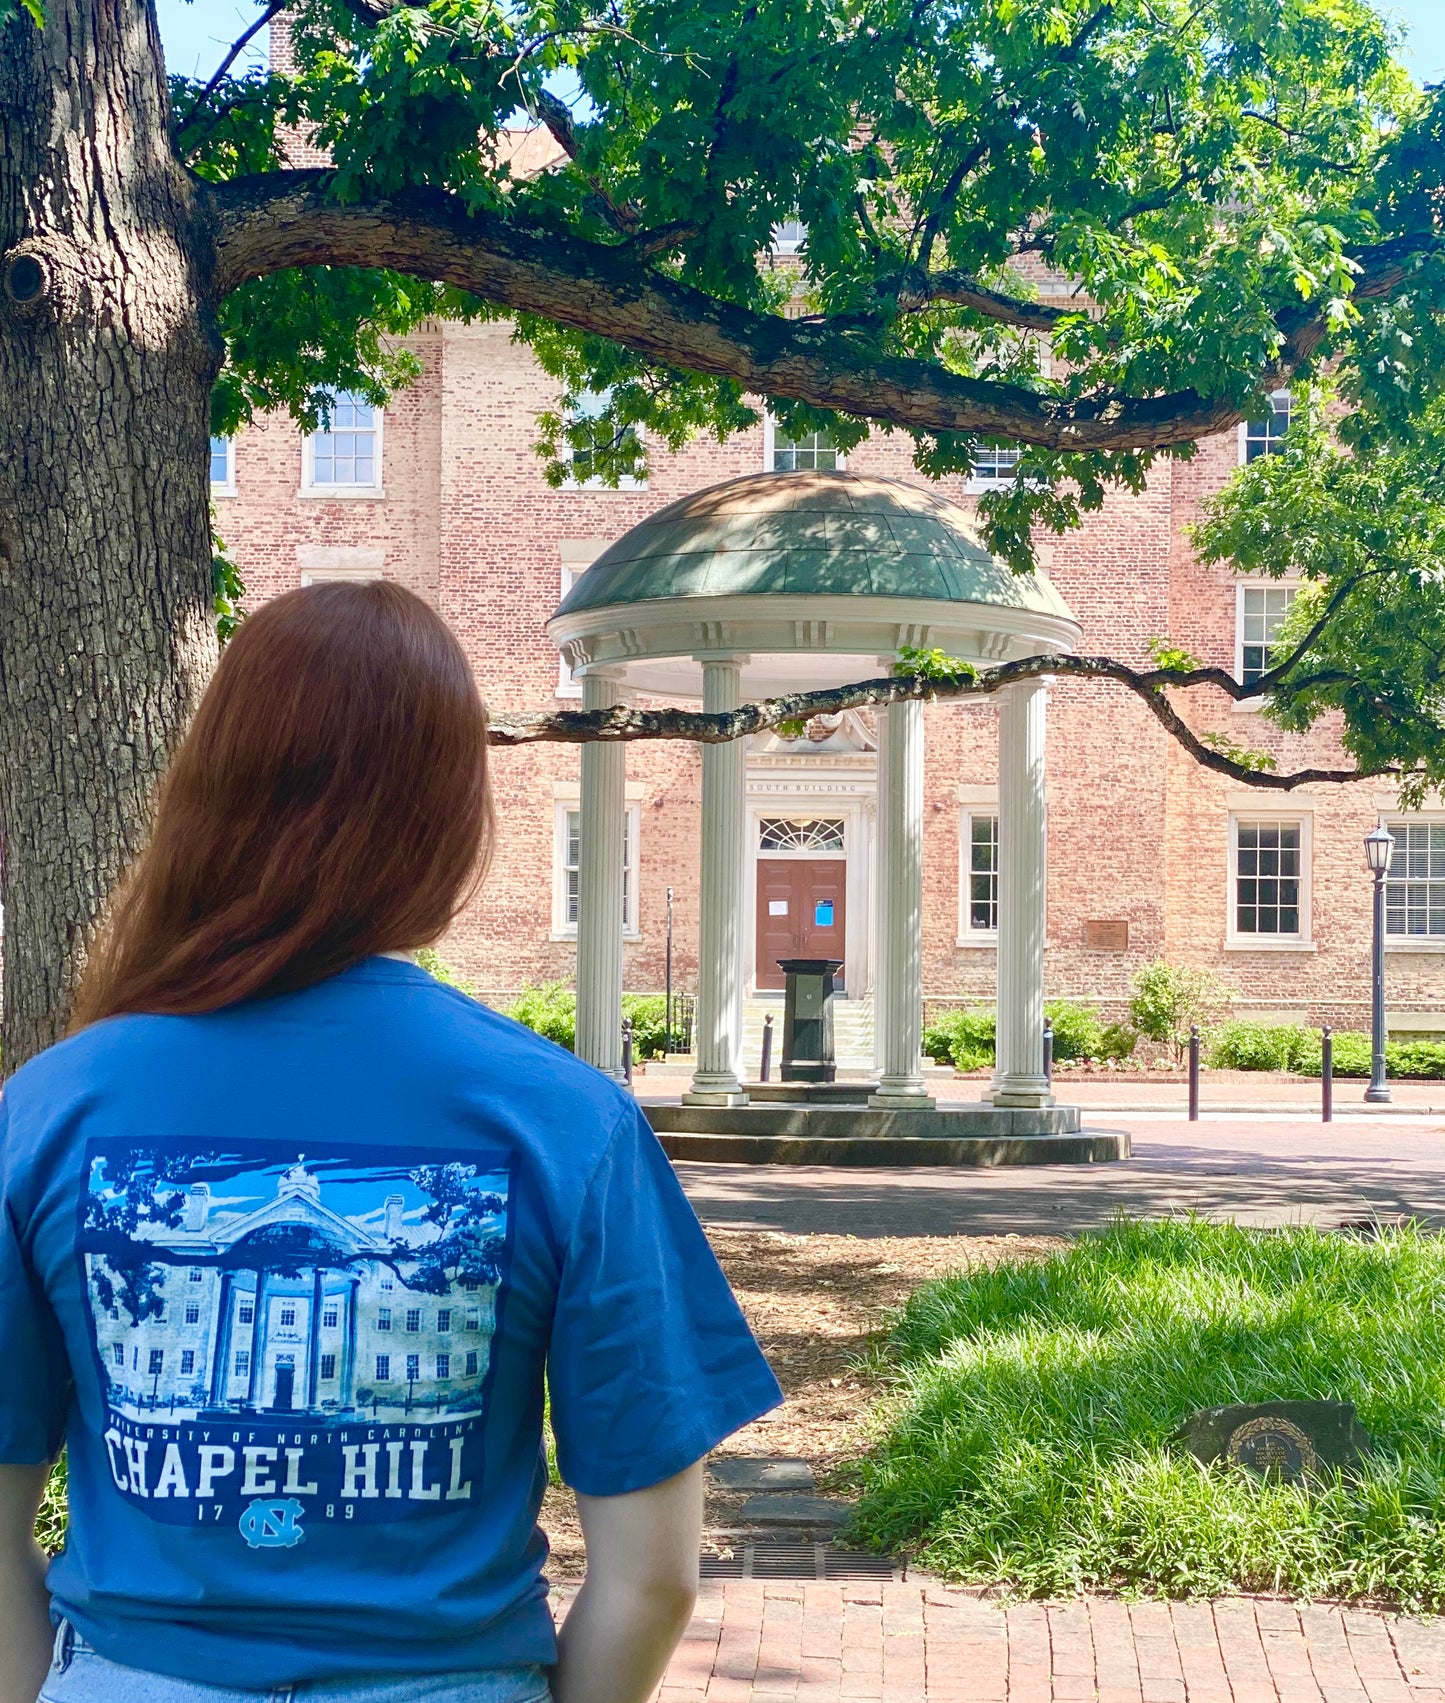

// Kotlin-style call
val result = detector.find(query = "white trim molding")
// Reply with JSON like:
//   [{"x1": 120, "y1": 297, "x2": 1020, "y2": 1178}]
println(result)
[
  {"x1": 1233, "y1": 580, "x2": 1298, "y2": 703},
  {"x1": 297, "y1": 547, "x2": 385, "y2": 586}
]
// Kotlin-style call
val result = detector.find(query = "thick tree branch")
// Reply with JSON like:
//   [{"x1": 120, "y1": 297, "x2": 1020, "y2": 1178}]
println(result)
[
  {"x1": 487, "y1": 654, "x2": 1404, "y2": 792},
  {"x1": 207, "y1": 172, "x2": 1442, "y2": 451}
]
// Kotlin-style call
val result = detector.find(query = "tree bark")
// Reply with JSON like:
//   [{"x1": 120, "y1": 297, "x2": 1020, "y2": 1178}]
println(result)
[
  {"x1": 208, "y1": 173, "x2": 1440, "y2": 452},
  {"x1": 0, "y1": 0, "x2": 220, "y2": 1070}
]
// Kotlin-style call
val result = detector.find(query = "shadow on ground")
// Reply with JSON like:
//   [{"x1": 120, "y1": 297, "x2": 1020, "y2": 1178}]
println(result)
[{"x1": 677, "y1": 1128, "x2": 1445, "y2": 1237}]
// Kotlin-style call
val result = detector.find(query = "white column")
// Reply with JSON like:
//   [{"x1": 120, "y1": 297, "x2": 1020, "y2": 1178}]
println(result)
[
  {"x1": 993, "y1": 677, "x2": 1052, "y2": 1106},
  {"x1": 869, "y1": 699, "x2": 934, "y2": 1108},
  {"x1": 574, "y1": 673, "x2": 626, "y2": 1083},
  {"x1": 685, "y1": 659, "x2": 749, "y2": 1106}
]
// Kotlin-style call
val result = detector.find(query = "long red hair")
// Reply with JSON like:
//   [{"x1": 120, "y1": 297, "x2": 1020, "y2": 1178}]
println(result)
[{"x1": 74, "y1": 581, "x2": 492, "y2": 1023}]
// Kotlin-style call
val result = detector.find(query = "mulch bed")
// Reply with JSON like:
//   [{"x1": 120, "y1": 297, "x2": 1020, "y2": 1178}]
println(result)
[{"x1": 541, "y1": 1227, "x2": 1062, "y2": 1579}]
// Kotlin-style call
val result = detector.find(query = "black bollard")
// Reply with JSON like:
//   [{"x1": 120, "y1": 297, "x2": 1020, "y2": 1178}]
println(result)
[
  {"x1": 759, "y1": 1012, "x2": 774, "y2": 1083},
  {"x1": 1188, "y1": 1023, "x2": 1200, "y2": 1121},
  {"x1": 1043, "y1": 1016, "x2": 1054, "y2": 1087},
  {"x1": 1322, "y1": 1024, "x2": 1333, "y2": 1123},
  {"x1": 621, "y1": 1017, "x2": 633, "y2": 1088}
]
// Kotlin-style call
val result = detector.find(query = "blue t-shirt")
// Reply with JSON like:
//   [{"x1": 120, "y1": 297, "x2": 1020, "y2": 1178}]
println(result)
[{"x1": 0, "y1": 958, "x2": 780, "y2": 1687}]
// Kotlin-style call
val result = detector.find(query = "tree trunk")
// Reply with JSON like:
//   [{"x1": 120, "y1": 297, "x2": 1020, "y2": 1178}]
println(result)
[{"x1": 0, "y1": 0, "x2": 219, "y2": 1070}]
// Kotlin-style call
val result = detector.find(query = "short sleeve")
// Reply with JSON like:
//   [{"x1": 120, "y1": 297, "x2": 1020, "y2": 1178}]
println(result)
[
  {"x1": 547, "y1": 1107, "x2": 782, "y2": 1496},
  {"x1": 0, "y1": 1098, "x2": 70, "y2": 1462}
]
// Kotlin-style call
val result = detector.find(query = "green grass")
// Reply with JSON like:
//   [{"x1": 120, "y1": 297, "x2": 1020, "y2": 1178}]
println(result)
[{"x1": 850, "y1": 1217, "x2": 1445, "y2": 1607}]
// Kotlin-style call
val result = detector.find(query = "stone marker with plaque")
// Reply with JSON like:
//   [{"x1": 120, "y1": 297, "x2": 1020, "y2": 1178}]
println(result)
[{"x1": 1173, "y1": 1399, "x2": 1377, "y2": 1484}]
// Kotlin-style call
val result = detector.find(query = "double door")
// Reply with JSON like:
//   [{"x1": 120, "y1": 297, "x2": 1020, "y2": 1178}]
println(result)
[{"x1": 754, "y1": 858, "x2": 846, "y2": 990}]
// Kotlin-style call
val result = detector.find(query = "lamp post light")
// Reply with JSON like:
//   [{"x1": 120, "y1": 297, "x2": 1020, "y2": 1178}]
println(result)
[{"x1": 1364, "y1": 822, "x2": 1396, "y2": 1105}]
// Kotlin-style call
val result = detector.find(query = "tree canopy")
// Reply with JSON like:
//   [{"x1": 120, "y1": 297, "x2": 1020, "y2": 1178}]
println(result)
[{"x1": 156, "y1": 0, "x2": 1442, "y2": 555}]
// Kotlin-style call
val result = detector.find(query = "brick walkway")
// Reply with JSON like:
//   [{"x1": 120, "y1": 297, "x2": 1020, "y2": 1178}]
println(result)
[{"x1": 651, "y1": 1583, "x2": 1445, "y2": 1703}]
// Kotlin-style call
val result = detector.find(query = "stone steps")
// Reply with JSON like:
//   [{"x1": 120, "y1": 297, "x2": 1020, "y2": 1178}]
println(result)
[{"x1": 740, "y1": 995, "x2": 876, "y2": 1073}]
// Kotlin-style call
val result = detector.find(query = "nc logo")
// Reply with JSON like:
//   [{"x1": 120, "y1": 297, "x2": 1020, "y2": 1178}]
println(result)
[{"x1": 238, "y1": 1498, "x2": 306, "y2": 1550}]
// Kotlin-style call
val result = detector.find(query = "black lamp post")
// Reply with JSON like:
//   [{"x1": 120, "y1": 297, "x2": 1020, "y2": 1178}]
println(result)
[{"x1": 1364, "y1": 822, "x2": 1396, "y2": 1104}]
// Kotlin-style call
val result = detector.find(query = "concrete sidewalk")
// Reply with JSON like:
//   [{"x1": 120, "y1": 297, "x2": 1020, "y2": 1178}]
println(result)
[
  {"x1": 675, "y1": 1118, "x2": 1445, "y2": 1237},
  {"x1": 644, "y1": 1583, "x2": 1445, "y2": 1703}
]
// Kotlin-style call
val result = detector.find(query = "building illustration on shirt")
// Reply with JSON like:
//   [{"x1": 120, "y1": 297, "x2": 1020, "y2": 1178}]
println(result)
[{"x1": 80, "y1": 1143, "x2": 511, "y2": 1428}]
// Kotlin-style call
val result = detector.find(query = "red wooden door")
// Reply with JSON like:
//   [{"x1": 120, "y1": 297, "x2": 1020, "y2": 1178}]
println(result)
[{"x1": 755, "y1": 859, "x2": 847, "y2": 988}]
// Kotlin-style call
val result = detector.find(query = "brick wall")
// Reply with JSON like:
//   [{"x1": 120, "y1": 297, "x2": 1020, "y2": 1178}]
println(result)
[{"x1": 215, "y1": 319, "x2": 1442, "y2": 1031}]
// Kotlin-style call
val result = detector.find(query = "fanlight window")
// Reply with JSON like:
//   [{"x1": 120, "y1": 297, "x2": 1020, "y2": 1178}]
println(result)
[{"x1": 758, "y1": 818, "x2": 845, "y2": 853}]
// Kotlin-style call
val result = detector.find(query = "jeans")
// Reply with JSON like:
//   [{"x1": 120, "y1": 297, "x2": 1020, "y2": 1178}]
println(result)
[{"x1": 39, "y1": 1622, "x2": 553, "y2": 1703}]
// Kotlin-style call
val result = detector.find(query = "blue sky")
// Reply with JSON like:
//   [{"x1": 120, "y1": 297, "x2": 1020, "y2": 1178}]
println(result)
[{"x1": 156, "y1": 0, "x2": 1445, "y2": 84}]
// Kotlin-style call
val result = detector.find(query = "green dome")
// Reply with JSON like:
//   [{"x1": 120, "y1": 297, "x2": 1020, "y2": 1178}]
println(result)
[{"x1": 555, "y1": 470, "x2": 1072, "y2": 620}]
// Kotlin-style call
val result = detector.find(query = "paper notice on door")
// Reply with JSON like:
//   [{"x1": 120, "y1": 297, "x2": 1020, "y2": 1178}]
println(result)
[
  {"x1": 814, "y1": 900, "x2": 835, "y2": 926},
  {"x1": 768, "y1": 899, "x2": 789, "y2": 916}
]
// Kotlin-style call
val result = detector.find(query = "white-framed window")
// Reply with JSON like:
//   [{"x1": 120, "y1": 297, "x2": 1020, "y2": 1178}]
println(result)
[
  {"x1": 758, "y1": 817, "x2": 845, "y2": 853},
  {"x1": 377, "y1": 1307, "x2": 391, "y2": 1331},
  {"x1": 765, "y1": 413, "x2": 843, "y2": 472},
  {"x1": 770, "y1": 218, "x2": 807, "y2": 256},
  {"x1": 406, "y1": 1353, "x2": 420, "y2": 1381},
  {"x1": 960, "y1": 811, "x2": 1000, "y2": 939},
  {"x1": 1236, "y1": 584, "x2": 1296, "y2": 689},
  {"x1": 966, "y1": 445, "x2": 1022, "y2": 491},
  {"x1": 320, "y1": 1353, "x2": 337, "y2": 1380},
  {"x1": 302, "y1": 391, "x2": 383, "y2": 496},
  {"x1": 1240, "y1": 390, "x2": 1292, "y2": 463},
  {"x1": 436, "y1": 1353, "x2": 451, "y2": 1379},
  {"x1": 180, "y1": 1350, "x2": 195, "y2": 1376},
  {"x1": 234, "y1": 1350, "x2": 250, "y2": 1377},
  {"x1": 1228, "y1": 815, "x2": 1311, "y2": 946},
  {"x1": 1386, "y1": 820, "x2": 1445, "y2": 939},
  {"x1": 209, "y1": 435, "x2": 236, "y2": 496},
  {"x1": 563, "y1": 390, "x2": 645, "y2": 489},
  {"x1": 553, "y1": 800, "x2": 641, "y2": 938},
  {"x1": 375, "y1": 1354, "x2": 390, "y2": 1381}
]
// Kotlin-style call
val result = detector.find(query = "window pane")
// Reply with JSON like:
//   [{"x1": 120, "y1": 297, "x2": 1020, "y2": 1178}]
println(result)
[
  {"x1": 772, "y1": 429, "x2": 840, "y2": 472},
  {"x1": 311, "y1": 391, "x2": 377, "y2": 486},
  {"x1": 970, "y1": 445, "x2": 1021, "y2": 482},
  {"x1": 1245, "y1": 393, "x2": 1292, "y2": 461},
  {"x1": 1385, "y1": 818, "x2": 1445, "y2": 936},
  {"x1": 209, "y1": 436, "x2": 231, "y2": 484},
  {"x1": 1239, "y1": 586, "x2": 1296, "y2": 686},
  {"x1": 1234, "y1": 820, "x2": 1302, "y2": 936},
  {"x1": 964, "y1": 814, "x2": 999, "y2": 932}
]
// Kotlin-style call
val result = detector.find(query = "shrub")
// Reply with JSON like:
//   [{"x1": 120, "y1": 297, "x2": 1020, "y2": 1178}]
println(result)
[
  {"x1": 1290, "y1": 1032, "x2": 1445, "y2": 1081},
  {"x1": 621, "y1": 993, "x2": 670, "y2": 1061},
  {"x1": 416, "y1": 946, "x2": 478, "y2": 998},
  {"x1": 1044, "y1": 1000, "x2": 1103, "y2": 1064},
  {"x1": 851, "y1": 1218, "x2": 1445, "y2": 1608},
  {"x1": 505, "y1": 985, "x2": 675, "y2": 1063},
  {"x1": 506, "y1": 982, "x2": 577, "y2": 1051},
  {"x1": 1128, "y1": 962, "x2": 1233, "y2": 1063},
  {"x1": 1396, "y1": 1041, "x2": 1445, "y2": 1080},
  {"x1": 1095, "y1": 1021, "x2": 1139, "y2": 1062},
  {"x1": 1209, "y1": 1019, "x2": 1313, "y2": 1072},
  {"x1": 922, "y1": 1007, "x2": 996, "y2": 1071}
]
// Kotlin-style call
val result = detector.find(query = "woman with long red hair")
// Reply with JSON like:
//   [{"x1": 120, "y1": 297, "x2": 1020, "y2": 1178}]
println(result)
[{"x1": 0, "y1": 582, "x2": 778, "y2": 1703}]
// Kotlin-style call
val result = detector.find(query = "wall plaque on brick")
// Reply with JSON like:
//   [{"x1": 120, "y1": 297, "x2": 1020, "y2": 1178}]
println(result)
[{"x1": 1085, "y1": 919, "x2": 1129, "y2": 950}]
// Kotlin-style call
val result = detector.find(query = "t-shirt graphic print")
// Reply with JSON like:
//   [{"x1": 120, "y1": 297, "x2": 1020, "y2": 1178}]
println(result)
[{"x1": 79, "y1": 1139, "x2": 512, "y2": 1545}]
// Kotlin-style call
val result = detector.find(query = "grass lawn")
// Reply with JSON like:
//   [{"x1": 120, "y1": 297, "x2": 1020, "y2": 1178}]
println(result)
[{"x1": 850, "y1": 1217, "x2": 1445, "y2": 1608}]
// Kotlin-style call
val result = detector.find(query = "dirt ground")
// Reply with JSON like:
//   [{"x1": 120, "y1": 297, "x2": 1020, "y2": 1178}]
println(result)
[{"x1": 541, "y1": 1228, "x2": 1062, "y2": 1579}]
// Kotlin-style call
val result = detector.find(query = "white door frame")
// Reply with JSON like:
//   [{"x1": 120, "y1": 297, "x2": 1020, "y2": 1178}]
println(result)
[{"x1": 742, "y1": 781, "x2": 876, "y2": 998}]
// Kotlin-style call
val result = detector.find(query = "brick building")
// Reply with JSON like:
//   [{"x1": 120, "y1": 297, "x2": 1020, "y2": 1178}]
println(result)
[{"x1": 215, "y1": 306, "x2": 1445, "y2": 1050}]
